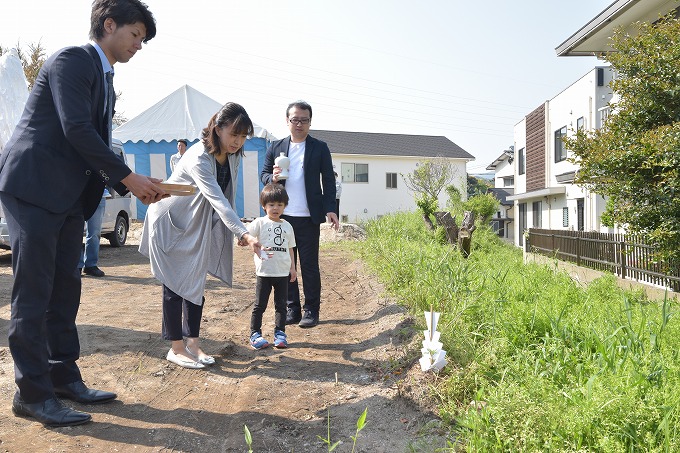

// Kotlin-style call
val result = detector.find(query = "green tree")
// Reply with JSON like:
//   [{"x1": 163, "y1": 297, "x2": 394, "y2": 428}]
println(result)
[
  {"x1": 463, "y1": 192, "x2": 498, "y2": 224},
  {"x1": 402, "y1": 157, "x2": 459, "y2": 230},
  {"x1": 564, "y1": 14, "x2": 680, "y2": 267},
  {"x1": 402, "y1": 157, "x2": 457, "y2": 202}
]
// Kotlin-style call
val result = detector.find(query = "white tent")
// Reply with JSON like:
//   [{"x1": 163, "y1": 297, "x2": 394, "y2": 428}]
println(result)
[
  {"x1": 114, "y1": 84, "x2": 275, "y2": 142},
  {"x1": 113, "y1": 84, "x2": 275, "y2": 220},
  {"x1": 0, "y1": 49, "x2": 29, "y2": 150}
]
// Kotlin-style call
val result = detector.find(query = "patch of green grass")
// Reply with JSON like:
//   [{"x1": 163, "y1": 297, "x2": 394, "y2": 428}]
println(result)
[{"x1": 350, "y1": 211, "x2": 680, "y2": 452}]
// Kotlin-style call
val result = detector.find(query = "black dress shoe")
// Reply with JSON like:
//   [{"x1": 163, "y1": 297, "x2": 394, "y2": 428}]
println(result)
[
  {"x1": 54, "y1": 381, "x2": 116, "y2": 404},
  {"x1": 12, "y1": 393, "x2": 91, "y2": 427},
  {"x1": 83, "y1": 266, "x2": 105, "y2": 277},
  {"x1": 298, "y1": 310, "x2": 319, "y2": 328},
  {"x1": 285, "y1": 307, "x2": 301, "y2": 325}
]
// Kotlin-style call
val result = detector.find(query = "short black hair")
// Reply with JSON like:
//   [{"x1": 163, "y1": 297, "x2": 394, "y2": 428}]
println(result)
[
  {"x1": 90, "y1": 0, "x2": 157, "y2": 43},
  {"x1": 178, "y1": 139, "x2": 187, "y2": 145},
  {"x1": 286, "y1": 100, "x2": 312, "y2": 119},
  {"x1": 260, "y1": 183, "x2": 289, "y2": 207}
]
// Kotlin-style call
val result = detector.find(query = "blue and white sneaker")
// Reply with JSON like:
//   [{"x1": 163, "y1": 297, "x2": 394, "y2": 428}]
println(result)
[
  {"x1": 250, "y1": 332, "x2": 269, "y2": 350},
  {"x1": 273, "y1": 330, "x2": 288, "y2": 349}
]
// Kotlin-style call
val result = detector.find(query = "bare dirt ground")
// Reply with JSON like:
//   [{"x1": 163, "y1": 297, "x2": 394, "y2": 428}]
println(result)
[{"x1": 0, "y1": 222, "x2": 449, "y2": 452}]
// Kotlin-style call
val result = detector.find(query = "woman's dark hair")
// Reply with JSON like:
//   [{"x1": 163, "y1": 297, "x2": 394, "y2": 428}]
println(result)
[
  {"x1": 286, "y1": 100, "x2": 312, "y2": 119},
  {"x1": 90, "y1": 0, "x2": 157, "y2": 43},
  {"x1": 201, "y1": 102, "x2": 254, "y2": 156},
  {"x1": 260, "y1": 183, "x2": 289, "y2": 207}
]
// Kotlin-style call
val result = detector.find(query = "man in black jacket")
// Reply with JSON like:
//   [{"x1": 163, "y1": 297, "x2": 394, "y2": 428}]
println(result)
[
  {"x1": 260, "y1": 101, "x2": 339, "y2": 328},
  {"x1": 0, "y1": 0, "x2": 164, "y2": 427}
]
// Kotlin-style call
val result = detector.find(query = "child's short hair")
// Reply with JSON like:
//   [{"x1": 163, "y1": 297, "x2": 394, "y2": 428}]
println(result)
[{"x1": 260, "y1": 183, "x2": 289, "y2": 207}]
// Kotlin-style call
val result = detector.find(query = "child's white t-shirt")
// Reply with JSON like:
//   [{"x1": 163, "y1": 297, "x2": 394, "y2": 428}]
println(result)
[{"x1": 247, "y1": 216, "x2": 296, "y2": 277}]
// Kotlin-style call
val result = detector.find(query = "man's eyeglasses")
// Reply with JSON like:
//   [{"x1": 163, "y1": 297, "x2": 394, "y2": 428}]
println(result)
[{"x1": 288, "y1": 118, "x2": 310, "y2": 125}]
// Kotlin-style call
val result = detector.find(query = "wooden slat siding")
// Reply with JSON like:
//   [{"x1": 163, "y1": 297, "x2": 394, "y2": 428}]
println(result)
[
  {"x1": 526, "y1": 104, "x2": 546, "y2": 192},
  {"x1": 528, "y1": 229, "x2": 680, "y2": 292}
]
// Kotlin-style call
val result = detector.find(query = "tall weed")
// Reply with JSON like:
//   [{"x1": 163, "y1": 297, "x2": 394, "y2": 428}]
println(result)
[{"x1": 354, "y1": 212, "x2": 680, "y2": 451}]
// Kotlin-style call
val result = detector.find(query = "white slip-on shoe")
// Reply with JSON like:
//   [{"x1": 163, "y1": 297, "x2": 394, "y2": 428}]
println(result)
[
  {"x1": 185, "y1": 346, "x2": 215, "y2": 366},
  {"x1": 166, "y1": 349, "x2": 205, "y2": 369}
]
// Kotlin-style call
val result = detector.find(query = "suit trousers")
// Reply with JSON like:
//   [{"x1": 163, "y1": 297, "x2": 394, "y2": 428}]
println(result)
[
  {"x1": 0, "y1": 193, "x2": 84, "y2": 403},
  {"x1": 283, "y1": 215, "x2": 321, "y2": 314}
]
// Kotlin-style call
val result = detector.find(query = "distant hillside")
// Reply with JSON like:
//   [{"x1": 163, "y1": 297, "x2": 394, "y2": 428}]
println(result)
[{"x1": 469, "y1": 172, "x2": 494, "y2": 181}]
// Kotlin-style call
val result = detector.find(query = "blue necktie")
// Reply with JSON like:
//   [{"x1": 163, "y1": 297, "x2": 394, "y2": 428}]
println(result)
[{"x1": 105, "y1": 71, "x2": 114, "y2": 148}]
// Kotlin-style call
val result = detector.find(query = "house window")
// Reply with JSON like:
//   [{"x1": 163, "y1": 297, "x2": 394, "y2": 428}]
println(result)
[
  {"x1": 341, "y1": 163, "x2": 369, "y2": 183},
  {"x1": 503, "y1": 176, "x2": 514, "y2": 187},
  {"x1": 555, "y1": 126, "x2": 567, "y2": 162},
  {"x1": 576, "y1": 117, "x2": 585, "y2": 131},
  {"x1": 386, "y1": 173, "x2": 397, "y2": 189},
  {"x1": 518, "y1": 148, "x2": 525, "y2": 175},
  {"x1": 532, "y1": 201, "x2": 542, "y2": 228},
  {"x1": 562, "y1": 207, "x2": 569, "y2": 227}
]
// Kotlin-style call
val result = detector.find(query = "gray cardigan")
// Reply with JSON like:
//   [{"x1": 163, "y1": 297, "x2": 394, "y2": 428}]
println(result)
[{"x1": 139, "y1": 142, "x2": 248, "y2": 305}]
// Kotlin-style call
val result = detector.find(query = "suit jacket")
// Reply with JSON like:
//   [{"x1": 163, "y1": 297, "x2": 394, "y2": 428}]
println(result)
[
  {"x1": 260, "y1": 135, "x2": 336, "y2": 224},
  {"x1": 0, "y1": 44, "x2": 131, "y2": 220},
  {"x1": 139, "y1": 142, "x2": 248, "y2": 304}
]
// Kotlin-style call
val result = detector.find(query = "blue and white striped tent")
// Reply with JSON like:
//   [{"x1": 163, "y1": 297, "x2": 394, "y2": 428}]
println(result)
[{"x1": 113, "y1": 85, "x2": 275, "y2": 220}]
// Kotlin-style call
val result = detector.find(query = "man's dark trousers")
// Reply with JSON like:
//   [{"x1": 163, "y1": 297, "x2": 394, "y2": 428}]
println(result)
[
  {"x1": 283, "y1": 215, "x2": 321, "y2": 314},
  {"x1": 0, "y1": 193, "x2": 84, "y2": 403}
]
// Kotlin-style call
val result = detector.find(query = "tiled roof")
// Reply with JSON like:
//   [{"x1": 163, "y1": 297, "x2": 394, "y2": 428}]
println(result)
[{"x1": 309, "y1": 130, "x2": 475, "y2": 160}]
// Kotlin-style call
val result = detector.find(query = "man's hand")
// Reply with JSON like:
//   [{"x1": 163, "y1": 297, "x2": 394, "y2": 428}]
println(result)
[
  {"x1": 327, "y1": 212, "x2": 340, "y2": 231},
  {"x1": 121, "y1": 173, "x2": 167, "y2": 205},
  {"x1": 272, "y1": 165, "x2": 281, "y2": 183}
]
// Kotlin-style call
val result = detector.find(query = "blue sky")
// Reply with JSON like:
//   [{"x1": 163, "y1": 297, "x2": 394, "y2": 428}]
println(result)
[{"x1": 1, "y1": 0, "x2": 612, "y2": 169}]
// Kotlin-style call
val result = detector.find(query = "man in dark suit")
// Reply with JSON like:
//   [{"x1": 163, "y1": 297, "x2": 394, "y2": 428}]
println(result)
[
  {"x1": 0, "y1": 0, "x2": 165, "y2": 427},
  {"x1": 260, "y1": 101, "x2": 339, "y2": 328}
]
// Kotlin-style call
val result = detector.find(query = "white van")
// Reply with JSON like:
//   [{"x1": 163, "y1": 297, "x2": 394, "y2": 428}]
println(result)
[
  {"x1": 0, "y1": 138, "x2": 133, "y2": 249},
  {"x1": 101, "y1": 138, "x2": 133, "y2": 246}
]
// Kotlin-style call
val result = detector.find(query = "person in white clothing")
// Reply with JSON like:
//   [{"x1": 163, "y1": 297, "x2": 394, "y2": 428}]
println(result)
[
  {"x1": 169, "y1": 138, "x2": 187, "y2": 172},
  {"x1": 246, "y1": 183, "x2": 297, "y2": 349}
]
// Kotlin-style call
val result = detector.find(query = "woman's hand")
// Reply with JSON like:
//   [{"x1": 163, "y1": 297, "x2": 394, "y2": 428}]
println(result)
[{"x1": 240, "y1": 233, "x2": 262, "y2": 256}]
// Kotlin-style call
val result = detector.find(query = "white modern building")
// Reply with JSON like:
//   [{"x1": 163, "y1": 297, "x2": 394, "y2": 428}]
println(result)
[
  {"x1": 499, "y1": 0, "x2": 680, "y2": 249},
  {"x1": 486, "y1": 148, "x2": 514, "y2": 241},
  {"x1": 505, "y1": 66, "x2": 615, "y2": 248}
]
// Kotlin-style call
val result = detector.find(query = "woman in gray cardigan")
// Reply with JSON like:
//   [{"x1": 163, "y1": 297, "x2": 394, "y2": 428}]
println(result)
[{"x1": 139, "y1": 103, "x2": 261, "y2": 369}]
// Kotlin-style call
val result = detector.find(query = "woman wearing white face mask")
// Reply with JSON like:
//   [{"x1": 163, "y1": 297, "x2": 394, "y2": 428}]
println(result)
[{"x1": 139, "y1": 102, "x2": 262, "y2": 369}]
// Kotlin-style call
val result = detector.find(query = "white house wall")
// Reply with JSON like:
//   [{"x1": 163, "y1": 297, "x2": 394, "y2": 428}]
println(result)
[
  {"x1": 332, "y1": 154, "x2": 468, "y2": 223},
  {"x1": 548, "y1": 67, "x2": 613, "y2": 185},
  {"x1": 510, "y1": 67, "x2": 617, "y2": 247},
  {"x1": 493, "y1": 157, "x2": 514, "y2": 189},
  {"x1": 512, "y1": 118, "x2": 527, "y2": 242}
]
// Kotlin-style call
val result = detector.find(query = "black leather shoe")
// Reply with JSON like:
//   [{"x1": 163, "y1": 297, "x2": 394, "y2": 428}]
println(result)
[
  {"x1": 298, "y1": 310, "x2": 319, "y2": 328},
  {"x1": 285, "y1": 307, "x2": 301, "y2": 325},
  {"x1": 12, "y1": 393, "x2": 91, "y2": 427},
  {"x1": 54, "y1": 381, "x2": 116, "y2": 404},
  {"x1": 83, "y1": 266, "x2": 105, "y2": 277}
]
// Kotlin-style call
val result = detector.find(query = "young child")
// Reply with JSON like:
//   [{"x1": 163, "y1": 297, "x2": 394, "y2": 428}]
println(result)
[{"x1": 247, "y1": 183, "x2": 297, "y2": 349}]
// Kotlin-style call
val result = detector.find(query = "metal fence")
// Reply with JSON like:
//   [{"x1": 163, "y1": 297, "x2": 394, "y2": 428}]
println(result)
[{"x1": 527, "y1": 228, "x2": 680, "y2": 292}]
